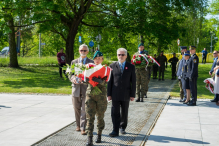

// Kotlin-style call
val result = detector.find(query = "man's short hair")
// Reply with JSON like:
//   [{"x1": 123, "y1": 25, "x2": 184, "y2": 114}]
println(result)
[
  {"x1": 117, "y1": 48, "x2": 127, "y2": 56},
  {"x1": 79, "y1": 44, "x2": 89, "y2": 51}
]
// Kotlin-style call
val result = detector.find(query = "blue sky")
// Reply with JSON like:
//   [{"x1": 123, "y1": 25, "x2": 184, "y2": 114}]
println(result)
[{"x1": 205, "y1": 0, "x2": 219, "y2": 19}]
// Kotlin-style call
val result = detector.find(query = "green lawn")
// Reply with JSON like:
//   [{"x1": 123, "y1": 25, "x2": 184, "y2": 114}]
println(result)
[
  {"x1": 0, "y1": 66, "x2": 72, "y2": 94},
  {"x1": 170, "y1": 63, "x2": 214, "y2": 99}
]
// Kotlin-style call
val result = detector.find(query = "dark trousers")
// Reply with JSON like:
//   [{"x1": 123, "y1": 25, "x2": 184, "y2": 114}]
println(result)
[
  {"x1": 159, "y1": 66, "x2": 165, "y2": 80},
  {"x1": 59, "y1": 64, "x2": 66, "y2": 77},
  {"x1": 189, "y1": 77, "x2": 197, "y2": 103},
  {"x1": 171, "y1": 66, "x2": 176, "y2": 79},
  {"x1": 202, "y1": 56, "x2": 206, "y2": 64},
  {"x1": 153, "y1": 67, "x2": 158, "y2": 78},
  {"x1": 111, "y1": 100, "x2": 130, "y2": 133}
]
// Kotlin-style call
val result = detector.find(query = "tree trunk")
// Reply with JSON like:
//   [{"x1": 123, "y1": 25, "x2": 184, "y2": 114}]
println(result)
[
  {"x1": 157, "y1": 42, "x2": 162, "y2": 53},
  {"x1": 65, "y1": 20, "x2": 81, "y2": 65},
  {"x1": 140, "y1": 35, "x2": 144, "y2": 44},
  {"x1": 8, "y1": 16, "x2": 19, "y2": 68}
]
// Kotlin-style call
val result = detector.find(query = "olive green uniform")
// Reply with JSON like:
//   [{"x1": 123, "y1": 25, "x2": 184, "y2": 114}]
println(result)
[
  {"x1": 134, "y1": 50, "x2": 148, "y2": 99},
  {"x1": 85, "y1": 80, "x2": 108, "y2": 137},
  {"x1": 145, "y1": 65, "x2": 152, "y2": 95}
]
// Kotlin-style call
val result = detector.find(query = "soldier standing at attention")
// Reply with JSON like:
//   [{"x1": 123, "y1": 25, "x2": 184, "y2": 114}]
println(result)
[
  {"x1": 134, "y1": 43, "x2": 148, "y2": 102},
  {"x1": 176, "y1": 46, "x2": 188, "y2": 102},
  {"x1": 153, "y1": 54, "x2": 158, "y2": 79},
  {"x1": 157, "y1": 51, "x2": 167, "y2": 81},
  {"x1": 168, "y1": 53, "x2": 179, "y2": 80},
  {"x1": 187, "y1": 46, "x2": 199, "y2": 106},
  {"x1": 85, "y1": 51, "x2": 108, "y2": 146}
]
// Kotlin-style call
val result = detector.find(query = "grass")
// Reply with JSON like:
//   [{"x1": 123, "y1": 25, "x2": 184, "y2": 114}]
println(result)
[
  {"x1": 0, "y1": 66, "x2": 72, "y2": 94},
  {"x1": 170, "y1": 63, "x2": 214, "y2": 99},
  {"x1": 0, "y1": 56, "x2": 113, "y2": 67}
]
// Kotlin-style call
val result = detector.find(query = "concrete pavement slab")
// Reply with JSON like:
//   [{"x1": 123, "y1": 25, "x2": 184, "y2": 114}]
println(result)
[{"x1": 145, "y1": 99, "x2": 219, "y2": 146}]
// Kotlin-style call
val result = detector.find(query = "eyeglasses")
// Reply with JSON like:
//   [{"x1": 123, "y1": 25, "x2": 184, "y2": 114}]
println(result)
[
  {"x1": 80, "y1": 50, "x2": 87, "y2": 52},
  {"x1": 117, "y1": 54, "x2": 125, "y2": 56},
  {"x1": 213, "y1": 53, "x2": 217, "y2": 54}
]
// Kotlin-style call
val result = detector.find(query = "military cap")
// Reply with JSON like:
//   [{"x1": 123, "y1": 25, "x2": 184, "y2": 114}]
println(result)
[
  {"x1": 189, "y1": 46, "x2": 196, "y2": 50},
  {"x1": 184, "y1": 51, "x2": 190, "y2": 56},
  {"x1": 180, "y1": 46, "x2": 187, "y2": 50},
  {"x1": 154, "y1": 54, "x2": 157, "y2": 56},
  {"x1": 138, "y1": 43, "x2": 144, "y2": 48},
  {"x1": 173, "y1": 52, "x2": 176, "y2": 55},
  {"x1": 93, "y1": 51, "x2": 103, "y2": 60}
]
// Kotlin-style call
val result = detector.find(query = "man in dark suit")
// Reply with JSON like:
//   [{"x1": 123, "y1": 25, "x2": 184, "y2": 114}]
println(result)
[
  {"x1": 209, "y1": 50, "x2": 218, "y2": 102},
  {"x1": 107, "y1": 48, "x2": 136, "y2": 137}
]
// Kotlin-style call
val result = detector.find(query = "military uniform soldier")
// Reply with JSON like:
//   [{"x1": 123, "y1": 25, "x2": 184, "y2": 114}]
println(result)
[
  {"x1": 176, "y1": 46, "x2": 187, "y2": 102},
  {"x1": 168, "y1": 53, "x2": 179, "y2": 80},
  {"x1": 144, "y1": 65, "x2": 152, "y2": 98},
  {"x1": 153, "y1": 54, "x2": 158, "y2": 79},
  {"x1": 85, "y1": 51, "x2": 108, "y2": 146},
  {"x1": 186, "y1": 46, "x2": 199, "y2": 106},
  {"x1": 135, "y1": 43, "x2": 148, "y2": 102},
  {"x1": 157, "y1": 51, "x2": 167, "y2": 81}
]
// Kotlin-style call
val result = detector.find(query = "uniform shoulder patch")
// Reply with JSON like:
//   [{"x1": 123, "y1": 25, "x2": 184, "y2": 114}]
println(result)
[{"x1": 193, "y1": 59, "x2": 197, "y2": 63}]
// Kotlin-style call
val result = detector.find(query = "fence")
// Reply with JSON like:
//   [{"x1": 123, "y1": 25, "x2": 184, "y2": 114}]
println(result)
[{"x1": 165, "y1": 53, "x2": 215, "y2": 63}]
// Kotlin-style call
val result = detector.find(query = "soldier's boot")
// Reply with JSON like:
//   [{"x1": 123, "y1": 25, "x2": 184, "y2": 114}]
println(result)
[
  {"x1": 95, "y1": 135, "x2": 101, "y2": 143},
  {"x1": 86, "y1": 136, "x2": 93, "y2": 146},
  {"x1": 135, "y1": 93, "x2": 140, "y2": 102},
  {"x1": 144, "y1": 93, "x2": 147, "y2": 98},
  {"x1": 140, "y1": 96, "x2": 144, "y2": 102}
]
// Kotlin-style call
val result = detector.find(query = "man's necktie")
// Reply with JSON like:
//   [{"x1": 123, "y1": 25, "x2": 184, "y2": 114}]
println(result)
[
  {"x1": 120, "y1": 64, "x2": 123, "y2": 74},
  {"x1": 81, "y1": 59, "x2": 84, "y2": 64}
]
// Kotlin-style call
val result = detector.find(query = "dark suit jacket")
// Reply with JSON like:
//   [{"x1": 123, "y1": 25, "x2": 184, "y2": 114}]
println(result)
[
  {"x1": 107, "y1": 61, "x2": 136, "y2": 101},
  {"x1": 210, "y1": 57, "x2": 218, "y2": 74},
  {"x1": 187, "y1": 54, "x2": 199, "y2": 78}
]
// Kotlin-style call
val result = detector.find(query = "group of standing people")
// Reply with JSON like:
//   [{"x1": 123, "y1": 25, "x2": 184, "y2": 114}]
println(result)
[
  {"x1": 69, "y1": 44, "x2": 136, "y2": 146},
  {"x1": 176, "y1": 46, "x2": 199, "y2": 106}
]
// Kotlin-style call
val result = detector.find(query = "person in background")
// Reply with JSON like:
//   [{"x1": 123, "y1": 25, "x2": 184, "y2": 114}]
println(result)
[
  {"x1": 181, "y1": 51, "x2": 191, "y2": 104},
  {"x1": 214, "y1": 61, "x2": 219, "y2": 106},
  {"x1": 168, "y1": 53, "x2": 179, "y2": 80},
  {"x1": 210, "y1": 51, "x2": 219, "y2": 102},
  {"x1": 57, "y1": 48, "x2": 66, "y2": 78},
  {"x1": 153, "y1": 54, "x2": 158, "y2": 79},
  {"x1": 187, "y1": 46, "x2": 199, "y2": 106},
  {"x1": 157, "y1": 51, "x2": 167, "y2": 81},
  {"x1": 69, "y1": 44, "x2": 94, "y2": 135},
  {"x1": 176, "y1": 46, "x2": 188, "y2": 102},
  {"x1": 201, "y1": 48, "x2": 208, "y2": 64}
]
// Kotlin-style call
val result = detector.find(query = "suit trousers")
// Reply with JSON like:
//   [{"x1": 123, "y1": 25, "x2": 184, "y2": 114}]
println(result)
[
  {"x1": 189, "y1": 77, "x2": 197, "y2": 103},
  {"x1": 72, "y1": 93, "x2": 86, "y2": 131},
  {"x1": 111, "y1": 100, "x2": 130, "y2": 133},
  {"x1": 159, "y1": 66, "x2": 165, "y2": 80}
]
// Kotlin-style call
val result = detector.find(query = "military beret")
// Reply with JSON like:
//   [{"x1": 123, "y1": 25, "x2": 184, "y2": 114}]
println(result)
[
  {"x1": 180, "y1": 46, "x2": 187, "y2": 50},
  {"x1": 184, "y1": 51, "x2": 190, "y2": 56},
  {"x1": 189, "y1": 46, "x2": 196, "y2": 50},
  {"x1": 93, "y1": 51, "x2": 103, "y2": 60},
  {"x1": 154, "y1": 54, "x2": 157, "y2": 56},
  {"x1": 138, "y1": 43, "x2": 144, "y2": 48}
]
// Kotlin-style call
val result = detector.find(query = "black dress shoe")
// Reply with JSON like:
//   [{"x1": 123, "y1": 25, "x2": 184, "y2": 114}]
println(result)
[
  {"x1": 179, "y1": 99, "x2": 185, "y2": 102},
  {"x1": 86, "y1": 136, "x2": 93, "y2": 146},
  {"x1": 95, "y1": 135, "x2": 101, "y2": 143},
  {"x1": 187, "y1": 102, "x2": 196, "y2": 106},
  {"x1": 109, "y1": 131, "x2": 119, "y2": 137},
  {"x1": 211, "y1": 99, "x2": 217, "y2": 102}
]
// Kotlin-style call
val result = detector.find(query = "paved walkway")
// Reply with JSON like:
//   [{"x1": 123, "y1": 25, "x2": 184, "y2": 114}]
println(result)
[
  {"x1": 0, "y1": 94, "x2": 74, "y2": 146},
  {"x1": 146, "y1": 99, "x2": 219, "y2": 146}
]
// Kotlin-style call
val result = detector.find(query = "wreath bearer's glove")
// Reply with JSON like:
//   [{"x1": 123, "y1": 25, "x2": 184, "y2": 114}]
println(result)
[{"x1": 92, "y1": 77, "x2": 103, "y2": 83}]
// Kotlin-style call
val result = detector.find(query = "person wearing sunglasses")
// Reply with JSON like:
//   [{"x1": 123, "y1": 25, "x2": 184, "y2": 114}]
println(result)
[
  {"x1": 210, "y1": 51, "x2": 219, "y2": 102},
  {"x1": 134, "y1": 43, "x2": 149, "y2": 102},
  {"x1": 107, "y1": 48, "x2": 136, "y2": 137},
  {"x1": 69, "y1": 44, "x2": 94, "y2": 135}
]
